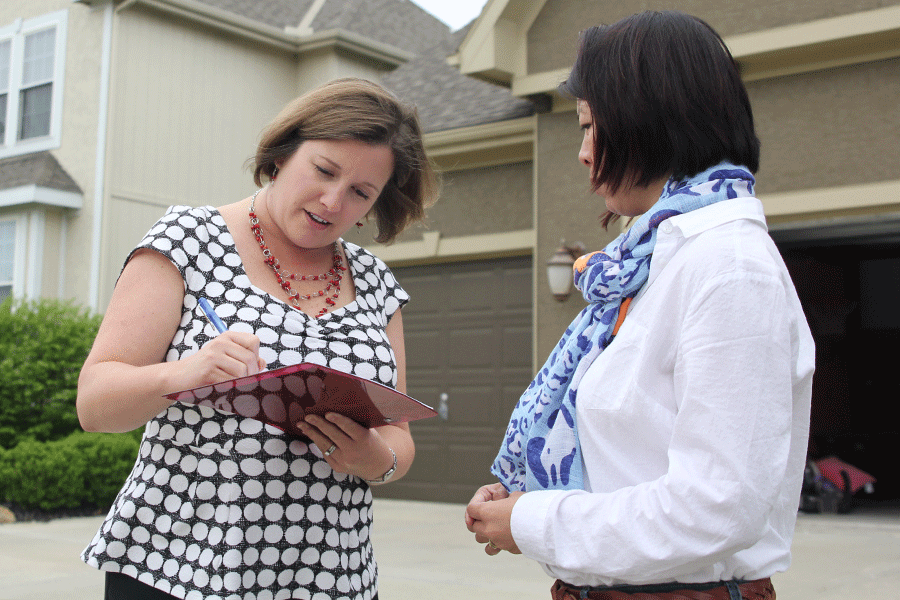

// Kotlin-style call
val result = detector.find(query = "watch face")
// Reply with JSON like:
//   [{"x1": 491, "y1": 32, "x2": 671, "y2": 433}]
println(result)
[{"x1": 367, "y1": 449, "x2": 397, "y2": 483}]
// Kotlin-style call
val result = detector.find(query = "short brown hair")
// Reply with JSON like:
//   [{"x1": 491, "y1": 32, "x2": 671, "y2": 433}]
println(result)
[{"x1": 252, "y1": 78, "x2": 438, "y2": 244}]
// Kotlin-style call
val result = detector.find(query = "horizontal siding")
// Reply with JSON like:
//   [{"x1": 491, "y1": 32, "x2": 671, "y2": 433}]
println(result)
[
  {"x1": 101, "y1": 6, "x2": 299, "y2": 308},
  {"x1": 108, "y1": 6, "x2": 298, "y2": 207}
]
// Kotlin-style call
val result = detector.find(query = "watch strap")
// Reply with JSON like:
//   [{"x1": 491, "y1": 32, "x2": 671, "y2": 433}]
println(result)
[{"x1": 364, "y1": 447, "x2": 397, "y2": 485}]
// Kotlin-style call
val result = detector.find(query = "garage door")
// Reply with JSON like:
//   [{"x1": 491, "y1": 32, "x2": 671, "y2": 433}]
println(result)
[
  {"x1": 374, "y1": 256, "x2": 534, "y2": 503},
  {"x1": 776, "y1": 233, "x2": 900, "y2": 502}
]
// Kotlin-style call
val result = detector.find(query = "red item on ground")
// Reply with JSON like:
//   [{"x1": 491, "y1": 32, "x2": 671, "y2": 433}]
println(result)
[{"x1": 815, "y1": 456, "x2": 876, "y2": 493}]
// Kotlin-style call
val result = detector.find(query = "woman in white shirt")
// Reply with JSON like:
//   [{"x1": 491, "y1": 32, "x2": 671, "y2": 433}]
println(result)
[{"x1": 465, "y1": 11, "x2": 814, "y2": 600}]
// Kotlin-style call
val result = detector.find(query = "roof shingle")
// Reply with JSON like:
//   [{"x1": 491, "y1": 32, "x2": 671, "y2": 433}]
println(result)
[
  {"x1": 191, "y1": 0, "x2": 315, "y2": 29},
  {"x1": 382, "y1": 26, "x2": 535, "y2": 133},
  {"x1": 0, "y1": 152, "x2": 82, "y2": 194},
  {"x1": 193, "y1": 0, "x2": 450, "y2": 55},
  {"x1": 190, "y1": 0, "x2": 533, "y2": 133}
]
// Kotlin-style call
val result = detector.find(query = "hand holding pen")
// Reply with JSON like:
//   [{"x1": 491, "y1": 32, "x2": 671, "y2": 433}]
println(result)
[
  {"x1": 192, "y1": 297, "x2": 266, "y2": 380},
  {"x1": 198, "y1": 297, "x2": 228, "y2": 334}
]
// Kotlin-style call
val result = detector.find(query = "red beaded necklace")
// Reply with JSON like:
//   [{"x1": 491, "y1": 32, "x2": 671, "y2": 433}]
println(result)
[{"x1": 249, "y1": 189, "x2": 346, "y2": 318}]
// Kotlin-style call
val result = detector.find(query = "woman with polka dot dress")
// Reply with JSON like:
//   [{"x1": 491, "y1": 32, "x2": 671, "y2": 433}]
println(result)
[{"x1": 77, "y1": 78, "x2": 438, "y2": 600}]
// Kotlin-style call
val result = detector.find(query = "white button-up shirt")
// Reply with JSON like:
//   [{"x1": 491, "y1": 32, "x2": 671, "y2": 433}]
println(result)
[{"x1": 511, "y1": 197, "x2": 814, "y2": 587}]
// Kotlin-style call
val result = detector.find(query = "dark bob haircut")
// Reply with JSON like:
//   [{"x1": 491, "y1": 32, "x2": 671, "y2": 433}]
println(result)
[
  {"x1": 252, "y1": 78, "x2": 438, "y2": 245},
  {"x1": 560, "y1": 11, "x2": 760, "y2": 198}
]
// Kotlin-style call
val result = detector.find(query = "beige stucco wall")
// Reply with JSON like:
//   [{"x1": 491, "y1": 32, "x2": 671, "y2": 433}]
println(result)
[
  {"x1": 41, "y1": 207, "x2": 63, "y2": 298},
  {"x1": 531, "y1": 52, "x2": 900, "y2": 355},
  {"x1": 750, "y1": 57, "x2": 900, "y2": 199},
  {"x1": 534, "y1": 111, "x2": 619, "y2": 361},
  {"x1": 106, "y1": 6, "x2": 298, "y2": 205},
  {"x1": 395, "y1": 161, "x2": 534, "y2": 243},
  {"x1": 527, "y1": 0, "x2": 899, "y2": 74}
]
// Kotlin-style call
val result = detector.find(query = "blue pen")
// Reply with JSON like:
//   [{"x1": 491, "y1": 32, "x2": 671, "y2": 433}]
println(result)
[{"x1": 198, "y1": 297, "x2": 228, "y2": 334}]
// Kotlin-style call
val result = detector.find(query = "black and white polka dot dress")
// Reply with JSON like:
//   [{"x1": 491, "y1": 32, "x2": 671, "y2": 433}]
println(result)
[{"x1": 81, "y1": 205, "x2": 408, "y2": 600}]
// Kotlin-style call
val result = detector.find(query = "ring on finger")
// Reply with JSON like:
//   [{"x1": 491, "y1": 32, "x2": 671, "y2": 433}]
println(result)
[
  {"x1": 488, "y1": 540, "x2": 500, "y2": 550},
  {"x1": 324, "y1": 444, "x2": 337, "y2": 457}
]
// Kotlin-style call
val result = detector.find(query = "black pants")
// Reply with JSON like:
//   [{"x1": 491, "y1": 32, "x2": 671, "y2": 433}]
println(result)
[
  {"x1": 105, "y1": 572, "x2": 177, "y2": 600},
  {"x1": 105, "y1": 572, "x2": 380, "y2": 599}
]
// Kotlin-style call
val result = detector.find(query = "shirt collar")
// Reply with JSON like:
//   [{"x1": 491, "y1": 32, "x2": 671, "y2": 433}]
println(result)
[
  {"x1": 639, "y1": 197, "x2": 767, "y2": 295},
  {"x1": 665, "y1": 196, "x2": 767, "y2": 239}
]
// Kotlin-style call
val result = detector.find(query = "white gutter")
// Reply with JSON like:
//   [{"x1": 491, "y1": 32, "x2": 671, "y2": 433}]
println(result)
[
  {"x1": 121, "y1": 0, "x2": 298, "y2": 51},
  {"x1": 88, "y1": 0, "x2": 113, "y2": 312},
  {"x1": 58, "y1": 212, "x2": 68, "y2": 298},
  {"x1": 295, "y1": 29, "x2": 413, "y2": 67},
  {"x1": 26, "y1": 209, "x2": 45, "y2": 300}
]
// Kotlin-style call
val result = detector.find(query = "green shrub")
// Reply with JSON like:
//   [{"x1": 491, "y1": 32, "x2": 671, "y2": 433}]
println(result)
[
  {"x1": 0, "y1": 297, "x2": 102, "y2": 448},
  {"x1": 68, "y1": 430, "x2": 142, "y2": 506},
  {"x1": 0, "y1": 431, "x2": 139, "y2": 511}
]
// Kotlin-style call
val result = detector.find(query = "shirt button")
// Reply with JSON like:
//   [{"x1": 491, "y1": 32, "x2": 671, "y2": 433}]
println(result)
[{"x1": 660, "y1": 221, "x2": 674, "y2": 234}]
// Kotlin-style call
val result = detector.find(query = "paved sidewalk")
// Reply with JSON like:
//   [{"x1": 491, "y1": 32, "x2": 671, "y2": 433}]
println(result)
[{"x1": 1, "y1": 499, "x2": 898, "y2": 599}]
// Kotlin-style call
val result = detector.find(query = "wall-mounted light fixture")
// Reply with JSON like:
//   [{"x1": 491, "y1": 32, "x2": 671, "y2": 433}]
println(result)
[{"x1": 546, "y1": 240, "x2": 586, "y2": 301}]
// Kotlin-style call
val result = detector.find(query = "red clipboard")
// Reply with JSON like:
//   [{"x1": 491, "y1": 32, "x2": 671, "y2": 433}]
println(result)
[{"x1": 164, "y1": 363, "x2": 436, "y2": 436}]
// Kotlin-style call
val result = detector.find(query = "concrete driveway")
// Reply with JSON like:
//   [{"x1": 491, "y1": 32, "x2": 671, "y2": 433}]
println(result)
[{"x1": 1, "y1": 499, "x2": 898, "y2": 599}]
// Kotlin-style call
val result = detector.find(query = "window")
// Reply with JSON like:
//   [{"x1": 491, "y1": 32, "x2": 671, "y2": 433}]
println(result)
[
  {"x1": 0, "y1": 10, "x2": 67, "y2": 158},
  {"x1": 19, "y1": 27, "x2": 55, "y2": 140},
  {"x1": 0, "y1": 219, "x2": 15, "y2": 303},
  {"x1": 0, "y1": 39, "x2": 9, "y2": 141}
]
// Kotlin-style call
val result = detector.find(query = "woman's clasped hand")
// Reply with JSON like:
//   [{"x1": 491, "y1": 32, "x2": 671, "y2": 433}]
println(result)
[{"x1": 465, "y1": 482, "x2": 523, "y2": 555}]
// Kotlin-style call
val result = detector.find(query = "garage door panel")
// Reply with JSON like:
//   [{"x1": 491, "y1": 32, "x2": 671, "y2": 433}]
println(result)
[
  {"x1": 502, "y1": 325, "x2": 532, "y2": 367},
  {"x1": 404, "y1": 330, "x2": 444, "y2": 368},
  {"x1": 404, "y1": 381, "x2": 440, "y2": 401},
  {"x1": 398, "y1": 275, "x2": 445, "y2": 313},
  {"x1": 406, "y1": 442, "x2": 444, "y2": 472},
  {"x1": 447, "y1": 327, "x2": 498, "y2": 367},
  {"x1": 375, "y1": 256, "x2": 533, "y2": 502},
  {"x1": 447, "y1": 443, "x2": 501, "y2": 483},
  {"x1": 449, "y1": 271, "x2": 498, "y2": 310},
  {"x1": 439, "y1": 385, "x2": 497, "y2": 426},
  {"x1": 502, "y1": 383, "x2": 530, "y2": 414},
  {"x1": 501, "y1": 267, "x2": 533, "y2": 308},
  {"x1": 374, "y1": 481, "x2": 479, "y2": 504}
]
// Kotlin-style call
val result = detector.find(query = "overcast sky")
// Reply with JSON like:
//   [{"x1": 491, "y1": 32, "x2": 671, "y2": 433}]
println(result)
[{"x1": 409, "y1": 0, "x2": 490, "y2": 31}]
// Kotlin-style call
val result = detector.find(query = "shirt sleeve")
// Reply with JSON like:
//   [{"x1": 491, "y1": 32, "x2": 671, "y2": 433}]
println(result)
[
  {"x1": 511, "y1": 268, "x2": 797, "y2": 583},
  {"x1": 372, "y1": 257, "x2": 409, "y2": 321},
  {"x1": 121, "y1": 205, "x2": 198, "y2": 281}
]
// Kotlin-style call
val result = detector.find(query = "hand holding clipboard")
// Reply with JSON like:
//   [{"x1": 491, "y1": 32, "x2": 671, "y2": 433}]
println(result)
[{"x1": 179, "y1": 299, "x2": 436, "y2": 435}]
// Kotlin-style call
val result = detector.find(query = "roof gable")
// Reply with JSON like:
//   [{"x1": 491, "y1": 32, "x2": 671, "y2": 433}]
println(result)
[{"x1": 453, "y1": 0, "x2": 547, "y2": 86}]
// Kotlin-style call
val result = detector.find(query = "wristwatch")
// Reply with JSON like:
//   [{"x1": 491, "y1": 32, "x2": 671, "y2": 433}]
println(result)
[{"x1": 364, "y1": 447, "x2": 397, "y2": 485}]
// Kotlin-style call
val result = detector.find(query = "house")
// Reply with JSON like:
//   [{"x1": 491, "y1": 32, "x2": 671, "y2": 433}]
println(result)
[
  {"x1": 2, "y1": 0, "x2": 898, "y2": 504},
  {"x1": 373, "y1": 0, "x2": 900, "y2": 504},
  {"x1": 0, "y1": 0, "x2": 451, "y2": 309}
]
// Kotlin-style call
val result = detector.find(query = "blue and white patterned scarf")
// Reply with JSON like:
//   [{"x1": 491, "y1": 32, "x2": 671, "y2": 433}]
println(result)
[{"x1": 491, "y1": 161, "x2": 755, "y2": 491}]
